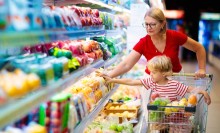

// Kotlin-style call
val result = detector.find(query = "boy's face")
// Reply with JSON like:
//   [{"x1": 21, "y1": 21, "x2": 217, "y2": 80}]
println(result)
[{"x1": 150, "y1": 70, "x2": 164, "y2": 83}]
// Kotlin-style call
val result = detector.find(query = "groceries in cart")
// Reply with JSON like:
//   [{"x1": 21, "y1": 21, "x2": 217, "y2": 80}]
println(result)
[{"x1": 147, "y1": 88, "x2": 208, "y2": 133}]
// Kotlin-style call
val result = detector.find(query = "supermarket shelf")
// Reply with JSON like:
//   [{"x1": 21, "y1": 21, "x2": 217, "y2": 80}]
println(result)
[
  {"x1": 0, "y1": 53, "x2": 123, "y2": 129},
  {"x1": 105, "y1": 29, "x2": 124, "y2": 37},
  {"x1": 74, "y1": 84, "x2": 119, "y2": 132},
  {"x1": 51, "y1": 0, "x2": 130, "y2": 14},
  {"x1": 0, "y1": 28, "x2": 105, "y2": 48},
  {"x1": 83, "y1": 0, "x2": 130, "y2": 14},
  {"x1": 104, "y1": 52, "x2": 124, "y2": 68}
]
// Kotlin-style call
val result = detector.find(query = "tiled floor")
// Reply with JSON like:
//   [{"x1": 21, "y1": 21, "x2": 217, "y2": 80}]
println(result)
[{"x1": 181, "y1": 61, "x2": 220, "y2": 133}]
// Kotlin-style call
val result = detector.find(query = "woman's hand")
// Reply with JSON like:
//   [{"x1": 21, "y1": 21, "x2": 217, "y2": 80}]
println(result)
[{"x1": 195, "y1": 69, "x2": 206, "y2": 79}]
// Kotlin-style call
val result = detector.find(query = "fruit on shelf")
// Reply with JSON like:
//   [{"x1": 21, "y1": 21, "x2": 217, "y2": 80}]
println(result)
[
  {"x1": 26, "y1": 73, "x2": 41, "y2": 90},
  {"x1": 43, "y1": 43, "x2": 54, "y2": 53},
  {"x1": 75, "y1": 54, "x2": 88, "y2": 66},
  {"x1": 23, "y1": 46, "x2": 31, "y2": 53},
  {"x1": 57, "y1": 41, "x2": 66, "y2": 49},
  {"x1": 35, "y1": 44, "x2": 43, "y2": 53},
  {"x1": 116, "y1": 125, "x2": 124, "y2": 132},
  {"x1": 82, "y1": 41, "x2": 93, "y2": 53},
  {"x1": 109, "y1": 123, "x2": 117, "y2": 131},
  {"x1": 85, "y1": 52, "x2": 96, "y2": 60},
  {"x1": 69, "y1": 42, "x2": 84, "y2": 55},
  {"x1": 80, "y1": 17, "x2": 87, "y2": 26},
  {"x1": 92, "y1": 9, "x2": 99, "y2": 18}
]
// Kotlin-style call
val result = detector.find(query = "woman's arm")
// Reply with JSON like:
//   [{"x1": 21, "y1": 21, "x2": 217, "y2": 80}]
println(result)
[
  {"x1": 187, "y1": 86, "x2": 211, "y2": 105},
  {"x1": 103, "y1": 76, "x2": 142, "y2": 86},
  {"x1": 182, "y1": 37, "x2": 206, "y2": 78},
  {"x1": 108, "y1": 50, "x2": 142, "y2": 78}
]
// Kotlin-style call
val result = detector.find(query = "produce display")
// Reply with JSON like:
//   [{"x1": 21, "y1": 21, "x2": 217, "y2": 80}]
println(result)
[
  {"x1": 84, "y1": 85, "x2": 141, "y2": 133},
  {"x1": 0, "y1": 69, "x2": 41, "y2": 104},
  {"x1": 0, "y1": 1, "x2": 130, "y2": 133}
]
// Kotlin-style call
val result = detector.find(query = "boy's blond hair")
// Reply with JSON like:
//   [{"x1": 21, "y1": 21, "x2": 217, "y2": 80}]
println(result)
[{"x1": 147, "y1": 55, "x2": 173, "y2": 76}]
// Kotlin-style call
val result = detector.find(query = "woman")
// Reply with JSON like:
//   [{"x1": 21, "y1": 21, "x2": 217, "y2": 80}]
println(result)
[{"x1": 107, "y1": 7, "x2": 206, "y2": 78}]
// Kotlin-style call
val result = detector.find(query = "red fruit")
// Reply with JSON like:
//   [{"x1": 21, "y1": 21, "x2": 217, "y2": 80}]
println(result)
[
  {"x1": 52, "y1": 128, "x2": 60, "y2": 133},
  {"x1": 151, "y1": 92, "x2": 160, "y2": 101},
  {"x1": 87, "y1": 8, "x2": 92, "y2": 16},
  {"x1": 62, "y1": 44, "x2": 69, "y2": 50},
  {"x1": 86, "y1": 52, "x2": 96, "y2": 59},
  {"x1": 75, "y1": 54, "x2": 88, "y2": 66},
  {"x1": 52, "y1": 111, "x2": 61, "y2": 118},
  {"x1": 82, "y1": 42, "x2": 93, "y2": 52},
  {"x1": 52, "y1": 119, "x2": 61, "y2": 126},
  {"x1": 92, "y1": 9, "x2": 99, "y2": 17},
  {"x1": 45, "y1": 117, "x2": 50, "y2": 125},
  {"x1": 73, "y1": 8, "x2": 81, "y2": 17},
  {"x1": 86, "y1": 17, "x2": 92, "y2": 26},
  {"x1": 57, "y1": 41, "x2": 66, "y2": 49},
  {"x1": 69, "y1": 43, "x2": 84, "y2": 55},
  {"x1": 94, "y1": 49, "x2": 103, "y2": 59},
  {"x1": 80, "y1": 17, "x2": 86, "y2": 26},
  {"x1": 35, "y1": 44, "x2": 43, "y2": 53},
  {"x1": 90, "y1": 40, "x2": 99, "y2": 50},
  {"x1": 82, "y1": 8, "x2": 88, "y2": 17},
  {"x1": 43, "y1": 43, "x2": 54, "y2": 51},
  {"x1": 23, "y1": 46, "x2": 31, "y2": 53},
  {"x1": 97, "y1": 18, "x2": 103, "y2": 25}
]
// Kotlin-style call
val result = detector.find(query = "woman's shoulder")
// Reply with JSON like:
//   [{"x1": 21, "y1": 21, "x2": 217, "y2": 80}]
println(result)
[
  {"x1": 167, "y1": 29, "x2": 180, "y2": 34},
  {"x1": 137, "y1": 34, "x2": 151, "y2": 44},
  {"x1": 140, "y1": 34, "x2": 150, "y2": 40},
  {"x1": 167, "y1": 29, "x2": 187, "y2": 36},
  {"x1": 166, "y1": 29, "x2": 188, "y2": 43}
]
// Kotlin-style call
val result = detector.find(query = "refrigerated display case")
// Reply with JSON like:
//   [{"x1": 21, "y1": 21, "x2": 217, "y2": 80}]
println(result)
[
  {"x1": 0, "y1": 0, "x2": 131, "y2": 132},
  {"x1": 199, "y1": 12, "x2": 220, "y2": 69}
]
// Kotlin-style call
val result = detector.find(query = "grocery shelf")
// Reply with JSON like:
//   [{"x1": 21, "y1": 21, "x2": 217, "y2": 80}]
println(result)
[
  {"x1": 0, "y1": 53, "x2": 124, "y2": 129},
  {"x1": 45, "y1": 0, "x2": 130, "y2": 14},
  {"x1": 104, "y1": 52, "x2": 124, "y2": 68},
  {"x1": 0, "y1": 28, "x2": 105, "y2": 48},
  {"x1": 74, "y1": 84, "x2": 119, "y2": 132},
  {"x1": 105, "y1": 29, "x2": 124, "y2": 37}
]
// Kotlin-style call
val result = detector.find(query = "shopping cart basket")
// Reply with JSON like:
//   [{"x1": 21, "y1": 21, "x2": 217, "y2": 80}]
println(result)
[{"x1": 146, "y1": 73, "x2": 213, "y2": 133}]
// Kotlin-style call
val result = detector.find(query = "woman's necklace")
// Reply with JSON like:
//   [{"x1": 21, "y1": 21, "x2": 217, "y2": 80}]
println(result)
[{"x1": 151, "y1": 35, "x2": 166, "y2": 53}]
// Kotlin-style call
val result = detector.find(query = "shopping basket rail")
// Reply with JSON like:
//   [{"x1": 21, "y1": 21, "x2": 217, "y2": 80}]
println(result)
[
  {"x1": 172, "y1": 73, "x2": 213, "y2": 81},
  {"x1": 147, "y1": 104, "x2": 196, "y2": 112}
]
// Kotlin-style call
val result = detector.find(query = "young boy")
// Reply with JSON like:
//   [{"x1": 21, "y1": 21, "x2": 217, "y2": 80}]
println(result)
[{"x1": 103, "y1": 55, "x2": 211, "y2": 105}]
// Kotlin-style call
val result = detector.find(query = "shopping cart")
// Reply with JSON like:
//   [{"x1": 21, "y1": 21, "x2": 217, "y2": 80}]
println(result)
[{"x1": 146, "y1": 73, "x2": 213, "y2": 133}]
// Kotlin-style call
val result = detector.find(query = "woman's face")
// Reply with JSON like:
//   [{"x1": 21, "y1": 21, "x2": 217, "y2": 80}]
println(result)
[{"x1": 144, "y1": 16, "x2": 162, "y2": 35}]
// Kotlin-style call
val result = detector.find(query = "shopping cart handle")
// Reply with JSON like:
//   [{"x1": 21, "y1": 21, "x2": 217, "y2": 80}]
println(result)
[{"x1": 172, "y1": 73, "x2": 213, "y2": 80}]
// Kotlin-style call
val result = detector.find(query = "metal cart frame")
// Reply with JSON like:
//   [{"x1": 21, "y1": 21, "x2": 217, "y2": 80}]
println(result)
[{"x1": 146, "y1": 73, "x2": 213, "y2": 133}]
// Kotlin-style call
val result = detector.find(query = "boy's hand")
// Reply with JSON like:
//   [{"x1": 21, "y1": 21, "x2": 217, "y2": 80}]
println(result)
[
  {"x1": 204, "y1": 93, "x2": 211, "y2": 105},
  {"x1": 102, "y1": 76, "x2": 113, "y2": 84}
]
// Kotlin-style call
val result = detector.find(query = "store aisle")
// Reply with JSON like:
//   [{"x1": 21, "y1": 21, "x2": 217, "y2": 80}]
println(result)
[{"x1": 181, "y1": 61, "x2": 220, "y2": 133}]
